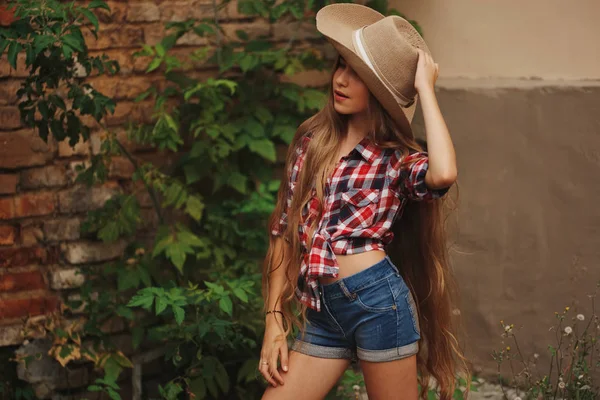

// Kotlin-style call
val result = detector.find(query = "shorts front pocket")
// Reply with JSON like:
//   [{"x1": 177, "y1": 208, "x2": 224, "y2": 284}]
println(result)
[
  {"x1": 353, "y1": 276, "x2": 395, "y2": 313},
  {"x1": 338, "y1": 188, "x2": 380, "y2": 229}
]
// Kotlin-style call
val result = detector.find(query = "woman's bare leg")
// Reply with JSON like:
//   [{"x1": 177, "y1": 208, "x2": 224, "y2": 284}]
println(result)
[
  {"x1": 360, "y1": 355, "x2": 418, "y2": 400},
  {"x1": 261, "y1": 350, "x2": 351, "y2": 400}
]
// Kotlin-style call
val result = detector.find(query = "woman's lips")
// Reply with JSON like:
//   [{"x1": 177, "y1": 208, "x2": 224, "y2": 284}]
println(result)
[{"x1": 334, "y1": 90, "x2": 349, "y2": 101}]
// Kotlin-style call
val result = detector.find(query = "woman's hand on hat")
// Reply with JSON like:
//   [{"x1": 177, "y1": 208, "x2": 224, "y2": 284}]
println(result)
[{"x1": 414, "y1": 48, "x2": 439, "y2": 94}]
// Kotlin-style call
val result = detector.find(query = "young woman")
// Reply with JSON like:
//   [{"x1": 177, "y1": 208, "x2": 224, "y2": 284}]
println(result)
[{"x1": 260, "y1": 4, "x2": 469, "y2": 399}]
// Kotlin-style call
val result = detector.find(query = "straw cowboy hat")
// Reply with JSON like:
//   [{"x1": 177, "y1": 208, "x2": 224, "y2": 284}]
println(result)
[{"x1": 316, "y1": 3, "x2": 432, "y2": 136}]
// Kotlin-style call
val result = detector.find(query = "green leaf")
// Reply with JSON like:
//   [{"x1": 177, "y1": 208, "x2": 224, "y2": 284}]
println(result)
[
  {"x1": 62, "y1": 34, "x2": 84, "y2": 52},
  {"x1": 239, "y1": 53, "x2": 257, "y2": 72},
  {"x1": 7, "y1": 41, "x2": 21, "y2": 69},
  {"x1": 155, "y1": 296, "x2": 168, "y2": 315},
  {"x1": 245, "y1": 118, "x2": 264, "y2": 138},
  {"x1": 255, "y1": 106, "x2": 273, "y2": 124},
  {"x1": 131, "y1": 326, "x2": 144, "y2": 350},
  {"x1": 185, "y1": 196, "x2": 205, "y2": 222},
  {"x1": 214, "y1": 360, "x2": 230, "y2": 393},
  {"x1": 88, "y1": 0, "x2": 111, "y2": 11},
  {"x1": 189, "y1": 377, "x2": 207, "y2": 398},
  {"x1": 233, "y1": 287, "x2": 248, "y2": 303},
  {"x1": 127, "y1": 292, "x2": 154, "y2": 310},
  {"x1": 146, "y1": 57, "x2": 162, "y2": 72},
  {"x1": 227, "y1": 172, "x2": 247, "y2": 194},
  {"x1": 80, "y1": 8, "x2": 99, "y2": 32},
  {"x1": 249, "y1": 138, "x2": 276, "y2": 161},
  {"x1": 235, "y1": 29, "x2": 249, "y2": 41},
  {"x1": 219, "y1": 295, "x2": 233, "y2": 316},
  {"x1": 172, "y1": 306, "x2": 185, "y2": 325}
]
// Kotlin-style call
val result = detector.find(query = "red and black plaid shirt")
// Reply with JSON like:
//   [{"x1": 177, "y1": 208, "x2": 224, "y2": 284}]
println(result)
[{"x1": 271, "y1": 134, "x2": 450, "y2": 311}]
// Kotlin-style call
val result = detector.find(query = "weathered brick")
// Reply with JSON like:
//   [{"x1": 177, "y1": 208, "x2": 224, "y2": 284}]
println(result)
[
  {"x1": 0, "y1": 128, "x2": 55, "y2": 169},
  {"x1": 0, "y1": 247, "x2": 47, "y2": 268},
  {"x1": 109, "y1": 157, "x2": 135, "y2": 179},
  {"x1": 49, "y1": 267, "x2": 85, "y2": 290},
  {"x1": 127, "y1": 2, "x2": 160, "y2": 21},
  {"x1": 62, "y1": 240, "x2": 127, "y2": 264},
  {"x1": 65, "y1": 160, "x2": 91, "y2": 184},
  {"x1": 0, "y1": 174, "x2": 18, "y2": 194},
  {"x1": 19, "y1": 223, "x2": 43, "y2": 247},
  {"x1": 222, "y1": 22, "x2": 270, "y2": 41},
  {"x1": 14, "y1": 192, "x2": 56, "y2": 218},
  {"x1": 58, "y1": 137, "x2": 91, "y2": 157},
  {"x1": 177, "y1": 31, "x2": 209, "y2": 46},
  {"x1": 20, "y1": 165, "x2": 67, "y2": 189},
  {"x1": 0, "y1": 270, "x2": 46, "y2": 292},
  {"x1": 91, "y1": 129, "x2": 147, "y2": 155},
  {"x1": 89, "y1": 75, "x2": 156, "y2": 100},
  {"x1": 83, "y1": 25, "x2": 144, "y2": 50},
  {"x1": 96, "y1": 1, "x2": 128, "y2": 24},
  {"x1": 105, "y1": 100, "x2": 154, "y2": 126},
  {"x1": 0, "y1": 197, "x2": 15, "y2": 220},
  {"x1": 0, "y1": 225, "x2": 15, "y2": 245},
  {"x1": 0, "y1": 106, "x2": 21, "y2": 129},
  {"x1": 159, "y1": 1, "x2": 212, "y2": 21},
  {"x1": 0, "y1": 79, "x2": 23, "y2": 105},
  {"x1": 43, "y1": 218, "x2": 81, "y2": 242},
  {"x1": 58, "y1": 183, "x2": 120, "y2": 213},
  {"x1": 272, "y1": 20, "x2": 319, "y2": 41},
  {"x1": 0, "y1": 59, "x2": 12, "y2": 77},
  {"x1": 0, "y1": 296, "x2": 59, "y2": 320}
]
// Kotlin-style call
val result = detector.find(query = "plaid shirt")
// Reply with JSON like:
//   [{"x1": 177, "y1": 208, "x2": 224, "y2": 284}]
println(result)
[{"x1": 271, "y1": 134, "x2": 450, "y2": 311}]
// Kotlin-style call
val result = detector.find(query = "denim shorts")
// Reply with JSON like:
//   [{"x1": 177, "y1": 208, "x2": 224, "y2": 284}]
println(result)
[{"x1": 291, "y1": 255, "x2": 421, "y2": 363}]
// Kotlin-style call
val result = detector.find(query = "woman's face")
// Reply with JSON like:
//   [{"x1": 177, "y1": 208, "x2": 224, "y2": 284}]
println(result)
[{"x1": 332, "y1": 56, "x2": 370, "y2": 116}]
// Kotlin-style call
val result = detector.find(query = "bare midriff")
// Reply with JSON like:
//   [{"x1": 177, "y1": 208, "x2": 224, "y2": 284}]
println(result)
[{"x1": 317, "y1": 249, "x2": 387, "y2": 285}]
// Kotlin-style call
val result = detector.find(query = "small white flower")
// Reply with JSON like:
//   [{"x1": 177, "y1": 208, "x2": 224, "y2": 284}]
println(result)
[
  {"x1": 581, "y1": 385, "x2": 591, "y2": 390},
  {"x1": 514, "y1": 397, "x2": 522, "y2": 400},
  {"x1": 559, "y1": 376, "x2": 564, "y2": 382},
  {"x1": 578, "y1": 374, "x2": 584, "y2": 380},
  {"x1": 564, "y1": 326, "x2": 573, "y2": 335},
  {"x1": 504, "y1": 325, "x2": 513, "y2": 333},
  {"x1": 558, "y1": 382, "x2": 566, "y2": 389},
  {"x1": 533, "y1": 353, "x2": 539, "y2": 359},
  {"x1": 452, "y1": 308, "x2": 461, "y2": 316},
  {"x1": 459, "y1": 386, "x2": 466, "y2": 392},
  {"x1": 577, "y1": 314, "x2": 585, "y2": 321},
  {"x1": 352, "y1": 385, "x2": 360, "y2": 391}
]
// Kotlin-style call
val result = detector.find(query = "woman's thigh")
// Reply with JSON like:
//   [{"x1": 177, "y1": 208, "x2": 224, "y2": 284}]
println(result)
[
  {"x1": 360, "y1": 354, "x2": 418, "y2": 400},
  {"x1": 261, "y1": 350, "x2": 350, "y2": 400}
]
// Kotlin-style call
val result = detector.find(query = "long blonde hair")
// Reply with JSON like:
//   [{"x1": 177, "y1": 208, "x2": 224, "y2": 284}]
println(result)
[{"x1": 262, "y1": 56, "x2": 470, "y2": 399}]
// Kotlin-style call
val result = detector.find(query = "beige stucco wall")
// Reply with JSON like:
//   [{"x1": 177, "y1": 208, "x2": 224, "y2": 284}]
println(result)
[
  {"x1": 395, "y1": 0, "x2": 600, "y2": 80},
  {"x1": 393, "y1": 0, "x2": 600, "y2": 380}
]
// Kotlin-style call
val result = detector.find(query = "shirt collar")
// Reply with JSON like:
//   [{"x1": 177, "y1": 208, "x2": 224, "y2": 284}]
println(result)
[
  {"x1": 353, "y1": 136, "x2": 384, "y2": 164},
  {"x1": 305, "y1": 133, "x2": 384, "y2": 164}
]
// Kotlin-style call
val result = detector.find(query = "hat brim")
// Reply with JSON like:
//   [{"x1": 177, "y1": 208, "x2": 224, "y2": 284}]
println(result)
[{"x1": 316, "y1": 4, "x2": 417, "y2": 136}]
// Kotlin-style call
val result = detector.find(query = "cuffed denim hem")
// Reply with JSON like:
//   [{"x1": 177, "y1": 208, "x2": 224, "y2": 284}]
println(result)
[
  {"x1": 356, "y1": 341, "x2": 419, "y2": 362},
  {"x1": 291, "y1": 339, "x2": 355, "y2": 360}
]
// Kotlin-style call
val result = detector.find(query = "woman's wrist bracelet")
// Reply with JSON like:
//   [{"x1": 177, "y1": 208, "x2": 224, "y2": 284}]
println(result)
[{"x1": 265, "y1": 310, "x2": 284, "y2": 317}]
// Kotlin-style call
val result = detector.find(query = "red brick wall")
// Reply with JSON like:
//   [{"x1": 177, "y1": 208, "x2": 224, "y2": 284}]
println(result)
[
  {"x1": 0, "y1": 0, "x2": 251, "y2": 346},
  {"x1": 0, "y1": 1, "x2": 326, "y2": 349}
]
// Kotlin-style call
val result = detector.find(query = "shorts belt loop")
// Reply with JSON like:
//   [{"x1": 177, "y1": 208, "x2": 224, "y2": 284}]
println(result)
[
  {"x1": 386, "y1": 255, "x2": 400, "y2": 276},
  {"x1": 339, "y1": 280, "x2": 356, "y2": 301}
]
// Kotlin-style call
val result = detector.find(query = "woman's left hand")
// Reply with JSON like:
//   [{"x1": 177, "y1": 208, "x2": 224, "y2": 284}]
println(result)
[{"x1": 414, "y1": 48, "x2": 439, "y2": 93}]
